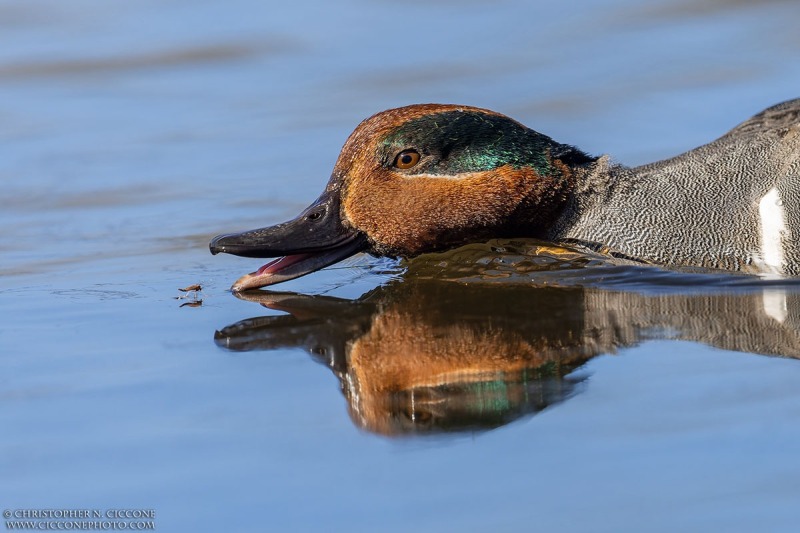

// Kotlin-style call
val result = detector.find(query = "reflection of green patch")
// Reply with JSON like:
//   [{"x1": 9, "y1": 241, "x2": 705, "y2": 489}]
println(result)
[
  {"x1": 463, "y1": 380, "x2": 511, "y2": 413},
  {"x1": 461, "y1": 364, "x2": 568, "y2": 415}
]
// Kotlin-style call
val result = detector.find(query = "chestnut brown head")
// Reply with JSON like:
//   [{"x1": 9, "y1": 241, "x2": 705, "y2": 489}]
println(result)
[{"x1": 210, "y1": 104, "x2": 593, "y2": 290}]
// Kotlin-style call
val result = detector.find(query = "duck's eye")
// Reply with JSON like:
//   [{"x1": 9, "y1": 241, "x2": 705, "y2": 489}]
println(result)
[{"x1": 393, "y1": 149, "x2": 420, "y2": 169}]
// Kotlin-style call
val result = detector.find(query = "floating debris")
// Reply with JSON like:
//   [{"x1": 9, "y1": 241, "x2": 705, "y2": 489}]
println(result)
[{"x1": 176, "y1": 283, "x2": 203, "y2": 306}]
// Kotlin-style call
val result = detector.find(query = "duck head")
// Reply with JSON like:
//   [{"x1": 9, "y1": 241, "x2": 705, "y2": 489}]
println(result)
[{"x1": 210, "y1": 104, "x2": 594, "y2": 291}]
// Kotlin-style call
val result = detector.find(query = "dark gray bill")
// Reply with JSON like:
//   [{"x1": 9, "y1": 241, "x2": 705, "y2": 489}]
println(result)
[{"x1": 209, "y1": 189, "x2": 368, "y2": 291}]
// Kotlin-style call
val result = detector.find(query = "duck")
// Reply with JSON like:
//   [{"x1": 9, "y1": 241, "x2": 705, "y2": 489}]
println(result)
[{"x1": 210, "y1": 99, "x2": 800, "y2": 291}]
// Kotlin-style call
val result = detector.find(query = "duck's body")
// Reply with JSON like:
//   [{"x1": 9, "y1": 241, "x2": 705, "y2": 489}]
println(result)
[
  {"x1": 550, "y1": 99, "x2": 800, "y2": 274},
  {"x1": 211, "y1": 99, "x2": 800, "y2": 290}
]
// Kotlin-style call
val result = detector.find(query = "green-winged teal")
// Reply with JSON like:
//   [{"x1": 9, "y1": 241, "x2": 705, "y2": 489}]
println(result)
[{"x1": 211, "y1": 99, "x2": 800, "y2": 290}]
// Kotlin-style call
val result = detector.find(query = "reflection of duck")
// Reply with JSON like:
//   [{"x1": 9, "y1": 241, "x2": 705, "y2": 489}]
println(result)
[
  {"x1": 210, "y1": 99, "x2": 800, "y2": 290},
  {"x1": 214, "y1": 278, "x2": 800, "y2": 437},
  {"x1": 217, "y1": 283, "x2": 595, "y2": 436}
]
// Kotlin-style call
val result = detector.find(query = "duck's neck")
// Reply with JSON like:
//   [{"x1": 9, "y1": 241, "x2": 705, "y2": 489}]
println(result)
[
  {"x1": 543, "y1": 155, "x2": 638, "y2": 253},
  {"x1": 501, "y1": 146, "x2": 606, "y2": 234}
]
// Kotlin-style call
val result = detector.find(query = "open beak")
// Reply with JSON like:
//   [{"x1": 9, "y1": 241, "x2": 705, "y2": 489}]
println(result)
[{"x1": 209, "y1": 188, "x2": 368, "y2": 291}]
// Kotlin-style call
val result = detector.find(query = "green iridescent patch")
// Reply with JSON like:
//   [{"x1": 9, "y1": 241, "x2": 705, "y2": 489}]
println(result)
[{"x1": 381, "y1": 110, "x2": 574, "y2": 176}]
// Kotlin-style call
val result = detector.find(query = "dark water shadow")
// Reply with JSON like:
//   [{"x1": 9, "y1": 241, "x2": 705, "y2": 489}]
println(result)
[{"x1": 214, "y1": 242, "x2": 800, "y2": 437}]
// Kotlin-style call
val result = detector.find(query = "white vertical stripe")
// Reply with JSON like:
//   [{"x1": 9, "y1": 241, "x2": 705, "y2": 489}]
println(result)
[
  {"x1": 762, "y1": 288, "x2": 788, "y2": 323},
  {"x1": 758, "y1": 187, "x2": 786, "y2": 274}
]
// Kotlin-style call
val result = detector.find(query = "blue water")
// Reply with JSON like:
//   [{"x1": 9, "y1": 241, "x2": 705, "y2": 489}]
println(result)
[{"x1": 3, "y1": 0, "x2": 800, "y2": 531}]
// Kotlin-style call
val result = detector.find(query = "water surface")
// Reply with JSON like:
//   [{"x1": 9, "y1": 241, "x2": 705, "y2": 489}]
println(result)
[{"x1": 3, "y1": 1, "x2": 800, "y2": 531}]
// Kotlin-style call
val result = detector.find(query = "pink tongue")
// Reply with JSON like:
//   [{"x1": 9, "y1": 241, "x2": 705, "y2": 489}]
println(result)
[{"x1": 255, "y1": 254, "x2": 314, "y2": 276}]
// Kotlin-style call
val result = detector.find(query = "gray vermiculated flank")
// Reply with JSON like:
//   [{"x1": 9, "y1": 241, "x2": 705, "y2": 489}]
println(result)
[{"x1": 548, "y1": 98, "x2": 800, "y2": 274}]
